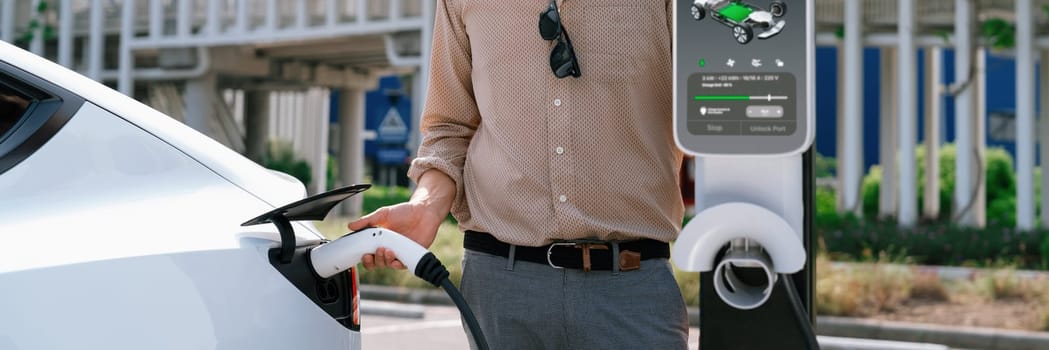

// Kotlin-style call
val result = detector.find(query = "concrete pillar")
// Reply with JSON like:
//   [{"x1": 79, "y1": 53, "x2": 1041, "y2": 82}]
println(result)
[
  {"x1": 58, "y1": 0, "x2": 73, "y2": 68},
  {"x1": 244, "y1": 90, "x2": 270, "y2": 163},
  {"x1": 836, "y1": 43, "x2": 846, "y2": 212},
  {"x1": 1040, "y1": 50, "x2": 1049, "y2": 228},
  {"x1": 0, "y1": 1, "x2": 13, "y2": 43},
  {"x1": 29, "y1": 0, "x2": 43, "y2": 55},
  {"x1": 117, "y1": 0, "x2": 134, "y2": 95},
  {"x1": 86, "y1": 0, "x2": 104, "y2": 81},
  {"x1": 973, "y1": 49, "x2": 987, "y2": 228},
  {"x1": 924, "y1": 47, "x2": 942, "y2": 219},
  {"x1": 897, "y1": 0, "x2": 918, "y2": 227},
  {"x1": 307, "y1": 89, "x2": 330, "y2": 195},
  {"x1": 879, "y1": 48, "x2": 898, "y2": 219},
  {"x1": 1015, "y1": 0, "x2": 1036, "y2": 230},
  {"x1": 841, "y1": 0, "x2": 864, "y2": 217},
  {"x1": 183, "y1": 73, "x2": 216, "y2": 134},
  {"x1": 954, "y1": 0, "x2": 976, "y2": 226},
  {"x1": 408, "y1": 0, "x2": 435, "y2": 162},
  {"x1": 339, "y1": 88, "x2": 366, "y2": 217}
]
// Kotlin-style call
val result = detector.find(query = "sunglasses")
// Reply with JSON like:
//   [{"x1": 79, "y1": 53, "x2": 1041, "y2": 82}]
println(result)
[{"x1": 539, "y1": 0, "x2": 581, "y2": 78}]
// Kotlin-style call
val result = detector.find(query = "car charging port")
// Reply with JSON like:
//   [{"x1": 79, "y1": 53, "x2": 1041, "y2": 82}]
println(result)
[
  {"x1": 242, "y1": 185, "x2": 487, "y2": 349},
  {"x1": 266, "y1": 243, "x2": 359, "y2": 331}
]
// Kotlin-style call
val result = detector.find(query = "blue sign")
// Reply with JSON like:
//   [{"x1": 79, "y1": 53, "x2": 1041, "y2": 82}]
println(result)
[
  {"x1": 376, "y1": 107, "x2": 409, "y2": 144},
  {"x1": 376, "y1": 148, "x2": 410, "y2": 165},
  {"x1": 329, "y1": 76, "x2": 414, "y2": 159},
  {"x1": 365, "y1": 76, "x2": 412, "y2": 157}
]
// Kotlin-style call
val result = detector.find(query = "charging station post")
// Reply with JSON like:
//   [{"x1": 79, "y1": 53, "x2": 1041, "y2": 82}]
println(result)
[{"x1": 672, "y1": 1, "x2": 819, "y2": 348}]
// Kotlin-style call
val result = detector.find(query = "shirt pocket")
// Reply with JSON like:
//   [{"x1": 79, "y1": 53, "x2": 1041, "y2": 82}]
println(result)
[{"x1": 577, "y1": 1, "x2": 645, "y2": 83}]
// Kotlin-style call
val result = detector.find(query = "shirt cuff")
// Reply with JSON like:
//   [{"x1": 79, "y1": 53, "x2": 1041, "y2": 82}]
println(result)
[{"x1": 408, "y1": 156, "x2": 465, "y2": 199}]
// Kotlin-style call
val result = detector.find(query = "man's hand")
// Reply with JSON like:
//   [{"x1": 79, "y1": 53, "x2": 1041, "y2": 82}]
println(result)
[{"x1": 348, "y1": 170, "x2": 456, "y2": 270}]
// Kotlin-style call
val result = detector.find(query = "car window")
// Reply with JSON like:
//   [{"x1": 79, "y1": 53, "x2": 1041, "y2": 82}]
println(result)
[
  {"x1": 0, "y1": 62, "x2": 84, "y2": 175},
  {"x1": 0, "y1": 84, "x2": 31, "y2": 142}
]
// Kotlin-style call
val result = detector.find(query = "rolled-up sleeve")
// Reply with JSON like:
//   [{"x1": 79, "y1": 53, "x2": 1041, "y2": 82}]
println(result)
[{"x1": 407, "y1": 0, "x2": 480, "y2": 207}]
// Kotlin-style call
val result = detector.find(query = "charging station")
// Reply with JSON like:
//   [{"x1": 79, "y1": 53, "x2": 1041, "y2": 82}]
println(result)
[{"x1": 672, "y1": 1, "x2": 819, "y2": 348}]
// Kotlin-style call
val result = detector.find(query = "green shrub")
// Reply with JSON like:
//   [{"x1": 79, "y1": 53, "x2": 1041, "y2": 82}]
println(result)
[
  {"x1": 261, "y1": 140, "x2": 312, "y2": 186},
  {"x1": 362, "y1": 185, "x2": 412, "y2": 215},
  {"x1": 1041, "y1": 233, "x2": 1049, "y2": 269},
  {"x1": 863, "y1": 144, "x2": 1017, "y2": 223},
  {"x1": 818, "y1": 218, "x2": 1046, "y2": 268},
  {"x1": 988, "y1": 196, "x2": 1017, "y2": 227},
  {"x1": 815, "y1": 186, "x2": 840, "y2": 227},
  {"x1": 861, "y1": 165, "x2": 882, "y2": 218},
  {"x1": 814, "y1": 151, "x2": 837, "y2": 178},
  {"x1": 985, "y1": 147, "x2": 1017, "y2": 225},
  {"x1": 326, "y1": 156, "x2": 339, "y2": 190}
]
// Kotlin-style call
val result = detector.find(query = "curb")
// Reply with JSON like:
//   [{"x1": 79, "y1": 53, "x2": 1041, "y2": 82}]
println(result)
[
  {"x1": 817, "y1": 316, "x2": 1049, "y2": 350},
  {"x1": 817, "y1": 336, "x2": 947, "y2": 350},
  {"x1": 360, "y1": 300, "x2": 425, "y2": 319},
  {"x1": 362, "y1": 285, "x2": 454, "y2": 306},
  {"x1": 361, "y1": 285, "x2": 1049, "y2": 350},
  {"x1": 830, "y1": 261, "x2": 1049, "y2": 283}
]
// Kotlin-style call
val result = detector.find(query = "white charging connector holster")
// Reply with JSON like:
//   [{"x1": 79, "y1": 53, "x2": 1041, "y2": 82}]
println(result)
[{"x1": 672, "y1": 154, "x2": 807, "y2": 309}]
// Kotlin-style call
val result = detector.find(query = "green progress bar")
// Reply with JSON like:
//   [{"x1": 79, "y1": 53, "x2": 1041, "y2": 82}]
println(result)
[{"x1": 694, "y1": 95, "x2": 750, "y2": 101}]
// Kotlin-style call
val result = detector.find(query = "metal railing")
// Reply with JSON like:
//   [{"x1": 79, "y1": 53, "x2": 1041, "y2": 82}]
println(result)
[{"x1": 815, "y1": 0, "x2": 1049, "y2": 27}]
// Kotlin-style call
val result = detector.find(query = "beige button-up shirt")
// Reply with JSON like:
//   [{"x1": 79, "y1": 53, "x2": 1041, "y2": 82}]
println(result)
[{"x1": 407, "y1": 0, "x2": 682, "y2": 247}]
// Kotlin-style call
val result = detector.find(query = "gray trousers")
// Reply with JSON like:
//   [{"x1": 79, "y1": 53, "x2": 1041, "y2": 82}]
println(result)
[{"x1": 460, "y1": 249, "x2": 689, "y2": 350}]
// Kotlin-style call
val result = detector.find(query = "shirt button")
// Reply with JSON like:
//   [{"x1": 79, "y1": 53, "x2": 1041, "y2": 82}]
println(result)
[
  {"x1": 553, "y1": 99, "x2": 562, "y2": 107},
  {"x1": 558, "y1": 195, "x2": 567, "y2": 203},
  {"x1": 555, "y1": 146, "x2": 565, "y2": 155}
]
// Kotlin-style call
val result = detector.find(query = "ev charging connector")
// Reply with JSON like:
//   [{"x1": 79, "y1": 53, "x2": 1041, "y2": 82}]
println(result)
[
  {"x1": 673, "y1": 0, "x2": 819, "y2": 348},
  {"x1": 242, "y1": 185, "x2": 490, "y2": 350}
]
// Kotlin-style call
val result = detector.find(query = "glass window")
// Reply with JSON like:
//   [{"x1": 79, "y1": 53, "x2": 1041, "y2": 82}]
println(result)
[{"x1": 0, "y1": 85, "x2": 31, "y2": 140}]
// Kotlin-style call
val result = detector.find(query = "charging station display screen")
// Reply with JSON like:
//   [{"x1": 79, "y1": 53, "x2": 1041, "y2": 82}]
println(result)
[{"x1": 675, "y1": 0, "x2": 813, "y2": 155}]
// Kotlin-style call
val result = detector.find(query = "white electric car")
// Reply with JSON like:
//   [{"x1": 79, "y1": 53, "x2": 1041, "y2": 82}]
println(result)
[{"x1": 0, "y1": 41, "x2": 364, "y2": 349}]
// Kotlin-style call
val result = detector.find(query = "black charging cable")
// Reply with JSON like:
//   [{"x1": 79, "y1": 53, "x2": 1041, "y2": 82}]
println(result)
[{"x1": 413, "y1": 252, "x2": 490, "y2": 350}]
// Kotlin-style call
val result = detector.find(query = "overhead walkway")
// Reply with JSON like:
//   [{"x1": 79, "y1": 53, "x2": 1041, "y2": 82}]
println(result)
[{"x1": 0, "y1": 0, "x2": 432, "y2": 214}]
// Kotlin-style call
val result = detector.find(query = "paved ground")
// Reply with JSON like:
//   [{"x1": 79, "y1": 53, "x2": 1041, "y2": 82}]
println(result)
[
  {"x1": 359, "y1": 302, "x2": 959, "y2": 350},
  {"x1": 361, "y1": 304, "x2": 702, "y2": 350}
]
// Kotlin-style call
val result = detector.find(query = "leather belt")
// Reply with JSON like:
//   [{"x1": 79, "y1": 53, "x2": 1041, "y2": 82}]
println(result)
[{"x1": 464, "y1": 230, "x2": 670, "y2": 272}]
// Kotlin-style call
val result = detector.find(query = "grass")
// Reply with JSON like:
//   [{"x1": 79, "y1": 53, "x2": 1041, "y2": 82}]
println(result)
[
  {"x1": 908, "y1": 270, "x2": 949, "y2": 301},
  {"x1": 1043, "y1": 292, "x2": 1049, "y2": 331},
  {"x1": 972, "y1": 267, "x2": 1046, "y2": 301},
  {"x1": 815, "y1": 255, "x2": 1049, "y2": 330},
  {"x1": 816, "y1": 255, "x2": 913, "y2": 316}
]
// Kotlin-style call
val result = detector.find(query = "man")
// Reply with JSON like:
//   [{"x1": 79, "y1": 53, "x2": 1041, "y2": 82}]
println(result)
[{"x1": 349, "y1": 0, "x2": 687, "y2": 348}]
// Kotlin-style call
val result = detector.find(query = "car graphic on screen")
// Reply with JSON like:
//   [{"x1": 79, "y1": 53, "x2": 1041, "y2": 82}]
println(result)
[{"x1": 690, "y1": 0, "x2": 787, "y2": 44}]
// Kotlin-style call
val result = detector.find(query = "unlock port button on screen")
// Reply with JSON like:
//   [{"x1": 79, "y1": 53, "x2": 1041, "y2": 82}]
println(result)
[{"x1": 746, "y1": 106, "x2": 784, "y2": 118}]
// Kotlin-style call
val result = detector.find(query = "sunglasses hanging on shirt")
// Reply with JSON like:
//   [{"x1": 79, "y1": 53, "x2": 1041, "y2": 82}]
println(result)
[{"x1": 539, "y1": 0, "x2": 581, "y2": 78}]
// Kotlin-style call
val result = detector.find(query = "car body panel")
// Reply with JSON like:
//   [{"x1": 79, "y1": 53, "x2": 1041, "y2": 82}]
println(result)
[
  {"x1": 0, "y1": 41, "x2": 360, "y2": 349},
  {"x1": 0, "y1": 103, "x2": 286, "y2": 272},
  {"x1": 0, "y1": 41, "x2": 310, "y2": 222},
  {"x1": 0, "y1": 246, "x2": 359, "y2": 349}
]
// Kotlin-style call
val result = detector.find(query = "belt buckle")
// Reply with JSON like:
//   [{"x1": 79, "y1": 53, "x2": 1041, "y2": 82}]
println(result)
[
  {"x1": 547, "y1": 240, "x2": 610, "y2": 272},
  {"x1": 546, "y1": 242, "x2": 576, "y2": 269}
]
